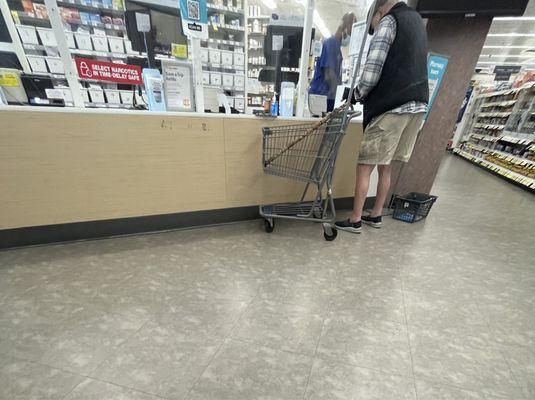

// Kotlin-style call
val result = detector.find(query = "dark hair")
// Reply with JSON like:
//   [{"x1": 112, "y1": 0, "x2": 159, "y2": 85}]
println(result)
[{"x1": 342, "y1": 12, "x2": 356, "y2": 28}]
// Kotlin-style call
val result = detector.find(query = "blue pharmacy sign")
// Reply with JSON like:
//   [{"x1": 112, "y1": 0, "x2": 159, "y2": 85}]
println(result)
[
  {"x1": 180, "y1": 0, "x2": 208, "y2": 40},
  {"x1": 425, "y1": 53, "x2": 449, "y2": 120}
]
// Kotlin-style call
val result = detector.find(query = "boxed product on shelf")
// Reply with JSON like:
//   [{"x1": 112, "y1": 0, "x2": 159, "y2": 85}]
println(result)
[
  {"x1": 220, "y1": 50, "x2": 233, "y2": 66},
  {"x1": 88, "y1": 88, "x2": 105, "y2": 103},
  {"x1": 234, "y1": 97, "x2": 244, "y2": 110},
  {"x1": 112, "y1": 17, "x2": 124, "y2": 26},
  {"x1": 22, "y1": 0, "x2": 35, "y2": 17},
  {"x1": 92, "y1": 35, "x2": 109, "y2": 52},
  {"x1": 210, "y1": 72, "x2": 222, "y2": 85},
  {"x1": 65, "y1": 32, "x2": 76, "y2": 48},
  {"x1": 80, "y1": 88, "x2": 90, "y2": 103},
  {"x1": 112, "y1": 0, "x2": 124, "y2": 11},
  {"x1": 75, "y1": 32, "x2": 93, "y2": 50},
  {"x1": 33, "y1": 4, "x2": 48, "y2": 19},
  {"x1": 79, "y1": 12, "x2": 91, "y2": 25},
  {"x1": 60, "y1": 8, "x2": 81, "y2": 23},
  {"x1": 202, "y1": 71, "x2": 210, "y2": 85},
  {"x1": 123, "y1": 40, "x2": 135, "y2": 54},
  {"x1": 36, "y1": 28, "x2": 57, "y2": 47},
  {"x1": 105, "y1": 89, "x2": 121, "y2": 104},
  {"x1": 90, "y1": 13, "x2": 102, "y2": 25},
  {"x1": 26, "y1": 55, "x2": 48, "y2": 73},
  {"x1": 108, "y1": 37, "x2": 125, "y2": 53},
  {"x1": 102, "y1": 0, "x2": 113, "y2": 8},
  {"x1": 17, "y1": 25, "x2": 39, "y2": 45},
  {"x1": 45, "y1": 57, "x2": 65, "y2": 74},
  {"x1": 234, "y1": 75, "x2": 244, "y2": 88},
  {"x1": 120, "y1": 90, "x2": 134, "y2": 105},
  {"x1": 102, "y1": 15, "x2": 113, "y2": 25},
  {"x1": 59, "y1": 88, "x2": 73, "y2": 103},
  {"x1": 209, "y1": 49, "x2": 221, "y2": 64},
  {"x1": 234, "y1": 52, "x2": 244, "y2": 66},
  {"x1": 200, "y1": 48, "x2": 209, "y2": 63},
  {"x1": 222, "y1": 73, "x2": 234, "y2": 87}
]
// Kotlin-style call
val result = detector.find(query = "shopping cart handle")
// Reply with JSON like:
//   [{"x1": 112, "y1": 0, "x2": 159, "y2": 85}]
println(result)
[{"x1": 347, "y1": 110, "x2": 362, "y2": 120}]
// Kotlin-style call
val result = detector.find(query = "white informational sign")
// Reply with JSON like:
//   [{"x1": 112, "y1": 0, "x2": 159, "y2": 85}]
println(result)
[
  {"x1": 162, "y1": 60, "x2": 194, "y2": 112},
  {"x1": 348, "y1": 21, "x2": 366, "y2": 57},
  {"x1": 135, "y1": 12, "x2": 151, "y2": 32},
  {"x1": 312, "y1": 40, "x2": 323, "y2": 57},
  {"x1": 272, "y1": 35, "x2": 284, "y2": 51}
]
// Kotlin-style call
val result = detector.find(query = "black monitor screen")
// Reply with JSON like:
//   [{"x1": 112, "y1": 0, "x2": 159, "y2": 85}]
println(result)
[
  {"x1": 151, "y1": 10, "x2": 186, "y2": 51},
  {"x1": 264, "y1": 25, "x2": 311, "y2": 69},
  {"x1": 416, "y1": 0, "x2": 529, "y2": 17}
]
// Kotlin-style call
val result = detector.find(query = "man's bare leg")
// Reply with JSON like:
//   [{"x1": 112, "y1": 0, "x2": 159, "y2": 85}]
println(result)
[
  {"x1": 350, "y1": 164, "x2": 375, "y2": 222},
  {"x1": 371, "y1": 164, "x2": 392, "y2": 217}
]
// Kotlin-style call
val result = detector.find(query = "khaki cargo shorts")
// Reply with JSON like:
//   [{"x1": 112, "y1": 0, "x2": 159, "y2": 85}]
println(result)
[{"x1": 358, "y1": 112, "x2": 425, "y2": 165}]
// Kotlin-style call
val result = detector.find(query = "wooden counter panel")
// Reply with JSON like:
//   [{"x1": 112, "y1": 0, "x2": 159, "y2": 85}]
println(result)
[{"x1": 0, "y1": 111, "x2": 362, "y2": 229}]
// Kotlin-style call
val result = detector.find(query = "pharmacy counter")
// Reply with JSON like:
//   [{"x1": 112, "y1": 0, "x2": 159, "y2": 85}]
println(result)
[{"x1": 0, "y1": 107, "x2": 364, "y2": 247}]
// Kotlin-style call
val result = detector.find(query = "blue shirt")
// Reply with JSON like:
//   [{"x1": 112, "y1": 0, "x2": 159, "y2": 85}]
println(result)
[{"x1": 309, "y1": 36, "x2": 343, "y2": 100}]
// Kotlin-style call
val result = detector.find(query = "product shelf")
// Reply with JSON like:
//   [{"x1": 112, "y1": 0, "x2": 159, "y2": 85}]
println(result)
[
  {"x1": 207, "y1": 3, "x2": 244, "y2": 15},
  {"x1": 57, "y1": 0, "x2": 124, "y2": 14}
]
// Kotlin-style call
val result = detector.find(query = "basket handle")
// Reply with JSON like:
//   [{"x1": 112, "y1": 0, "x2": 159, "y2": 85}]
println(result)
[{"x1": 264, "y1": 104, "x2": 344, "y2": 167}]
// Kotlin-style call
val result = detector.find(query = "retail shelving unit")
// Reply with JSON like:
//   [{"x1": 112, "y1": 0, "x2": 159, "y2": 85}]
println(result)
[
  {"x1": 454, "y1": 82, "x2": 535, "y2": 192},
  {"x1": 202, "y1": 0, "x2": 246, "y2": 112}
]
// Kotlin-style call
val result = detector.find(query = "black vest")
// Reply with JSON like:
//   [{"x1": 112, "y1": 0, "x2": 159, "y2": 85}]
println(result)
[{"x1": 363, "y1": 2, "x2": 429, "y2": 129}]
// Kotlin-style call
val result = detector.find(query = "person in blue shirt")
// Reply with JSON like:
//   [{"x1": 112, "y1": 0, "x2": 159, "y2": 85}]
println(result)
[{"x1": 309, "y1": 13, "x2": 357, "y2": 111}]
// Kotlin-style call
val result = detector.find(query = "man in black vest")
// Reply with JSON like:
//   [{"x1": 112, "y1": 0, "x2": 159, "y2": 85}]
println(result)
[{"x1": 336, "y1": 0, "x2": 429, "y2": 234}]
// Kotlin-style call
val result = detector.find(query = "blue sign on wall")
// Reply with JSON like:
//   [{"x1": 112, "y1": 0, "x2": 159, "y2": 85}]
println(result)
[{"x1": 425, "y1": 53, "x2": 449, "y2": 120}]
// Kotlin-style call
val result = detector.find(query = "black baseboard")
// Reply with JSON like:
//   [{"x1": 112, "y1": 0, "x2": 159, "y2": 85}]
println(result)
[{"x1": 0, "y1": 196, "x2": 374, "y2": 250}]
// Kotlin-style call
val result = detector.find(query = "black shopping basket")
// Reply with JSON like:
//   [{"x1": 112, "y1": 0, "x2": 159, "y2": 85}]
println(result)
[{"x1": 392, "y1": 192, "x2": 438, "y2": 223}]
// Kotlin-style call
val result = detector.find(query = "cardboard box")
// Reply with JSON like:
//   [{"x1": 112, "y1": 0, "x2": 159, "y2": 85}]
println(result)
[
  {"x1": 45, "y1": 57, "x2": 65, "y2": 74},
  {"x1": 221, "y1": 50, "x2": 233, "y2": 66},
  {"x1": 108, "y1": 37, "x2": 124, "y2": 53},
  {"x1": 27, "y1": 55, "x2": 48, "y2": 73},
  {"x1": 91, "y1": 35, "x2": 109, "y2": 52},
  {"x1": 234, "y1": 75, "x2": 244, "y2": 88},
  {"x1": 222, "y1": 73, "x2": 233, "y2": 87},
  {"x1": 75, "y1": 32, "x2": 93, "y2": 50},
  {"x1": 60, "y1": 88, "x2": 73, "y2": 103},
  {"x1": 105, "y1": 89, "x2": 121, "y2": 104},
  {"x1": 210, "y1": 72, "x2": 222, "y2": 85},
  {"x1": 234, "y1": 97, "x2": 245, "y2": 110},
  {"x1": 36, "y1": 28, "x2": 57, "y2": 47},
  {"x1": 17, "y1": 25, "x2": 39, "y2": 45},
  {"x1": 80, "y1": 88, "x2": 90, "y2": 103},
  {"x1": 209, "y1": 49, "x2": 221, "y2": 64}
]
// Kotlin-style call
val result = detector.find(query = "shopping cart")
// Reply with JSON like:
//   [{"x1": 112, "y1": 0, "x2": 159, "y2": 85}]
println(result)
[{"x1": 259, "y1": 1, "x2": 375, "y2": 241}]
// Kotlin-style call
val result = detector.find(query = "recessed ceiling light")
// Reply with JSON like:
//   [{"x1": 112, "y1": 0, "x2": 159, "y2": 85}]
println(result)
[{"x1": 487, "y1": 33, "x2": 535, "y2": 37}]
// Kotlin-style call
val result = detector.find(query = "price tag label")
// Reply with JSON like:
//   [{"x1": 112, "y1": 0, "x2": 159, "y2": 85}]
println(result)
[{"x1": 171, "y1": 43, "x2": 188, "y2": 59}]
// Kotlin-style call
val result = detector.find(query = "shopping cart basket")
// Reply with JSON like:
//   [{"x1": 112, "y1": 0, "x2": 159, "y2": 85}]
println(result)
[{"x1": 259, "y1": 105, "x2": 360, "y2": 240}]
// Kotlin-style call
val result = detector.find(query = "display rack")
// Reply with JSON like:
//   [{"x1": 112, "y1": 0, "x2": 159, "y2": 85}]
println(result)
[
  {"x1": 201, "y1": 0, "x2": 246, "y2": 112},
  {"x1": 454, "y1": 82, "x2": 535, "y2": 192}
]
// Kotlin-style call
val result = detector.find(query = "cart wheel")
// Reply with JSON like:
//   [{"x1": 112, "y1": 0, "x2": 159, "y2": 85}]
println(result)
[
  {"x1": 264, "y1": 218, "x2": 274, "y2": 233},
  {"x1": 323, "y1": 225, "x2": 338, "y2": 241}
]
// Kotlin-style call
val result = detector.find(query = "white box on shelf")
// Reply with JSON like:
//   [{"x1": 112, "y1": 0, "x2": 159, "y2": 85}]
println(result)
[
  {"x1": 228, "y1": 97, "x2": 235, "y2": 108},
  {"x1": 80, "y1": 88, "x2": 90, "y2": 103},
  {"x1": 124, "y1": 40, "x2": 136, "y2": 54},
  {"x1": 202, "y1": 71, "x2": 210, "y2": 85},
  {"x1": 75, "y1": 32, "x2": 93, "y2": 50},
  {"x1": 65, "y1": 32, "x2": 76, "y2": 48},
  {"x1": 210, "y1": 72, "x2": 222, "y2": 85},
  {"x1": 36, "y1": 28, "x2": 57, "y2": 47},
  {"x1": 209, "y1": 49, "x2": 221, "y2": 64},
  {"x1": 108, "y1": 37, "x2": 124, "y2": 53},
  {"x1": 234, "y1": 97, "x2": 245, "y2": 110},
  {"x1": 234, "y1": 52, "x2": 245, "y2": 66},
  {"x1": 234, "y1": 75, "x2": 245, "y2": 88},
  {"x1": 60, "y1": 88, "x2": 73, "y2": 103},
  {"x1": 45, "y1": 57, "x2": 65, "y2": 74},
  {"x1": 120, "y1": 90, "x2": 134, "y2": 105},
  {"x1": 200, "y1": 48, "x2": 209, "y2": 63},
  {"x1": 92, "y1": 35, "x2": 109, "y2": 52},
  {"x1": 88, "y1": 88, "x2": 105, "y2": 103},
  {"x1": 105, "y1": 89, "x2": 121, "y2": 104},
  {"x1": 16, "y1": 25, "x2": 39, "y2": 45},
  {"x1": 134, "y1": 90, "x2": 146, "y2": 105},
  {"x1": 220, "y1": 50, "x2": 233, "y2": 66},
  {"x1": 26, "y1": 56, "x2": 48, "y2": 73},
  {"x1": 222, "y1": 73, "x2": 233, "y2": 87}
]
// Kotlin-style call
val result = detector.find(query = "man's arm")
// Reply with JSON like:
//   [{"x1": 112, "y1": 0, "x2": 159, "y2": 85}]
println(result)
[{"x1": 357, "y1": 15, "x2": 397, "y2": 99}]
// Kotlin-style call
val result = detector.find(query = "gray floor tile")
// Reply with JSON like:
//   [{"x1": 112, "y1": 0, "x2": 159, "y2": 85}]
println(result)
[
  {"x1": 500, "y1": 344, "x2": 535, "y2": 400},
  {"x1": 63, "y1": 378, "x2": 165, "y2": 400},
  {"x1": 39, "y1": 309, "x2": 146, "y2": 375},
  {"x1": 230, "y1": 299, "x2": 325, "y2": 356},
  {"x1": 410, "y1": 328, "x2": 523, "y2": 398},
  {"x1": 316, "y1": 312, "x2": 412, "y2": 377},
  {"x1": 187, "y1": 339, "x2": 312, "y2": 400},
  {"x1": 415, "y1": 380, "x2": 513, "y2": 400},
  {"x1": 304, "y1": 358, "x2": 417, "y2": 400},
  {"x1": 0, "y1": 355, "x2": 83, "y2": 400},
  {"x1": 91, "y1": 321, "x2": 221, "y2": 400}
]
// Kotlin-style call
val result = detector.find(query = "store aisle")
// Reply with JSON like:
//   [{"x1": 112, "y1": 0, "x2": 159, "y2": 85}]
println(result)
[{"x1": 0, "y1": 155, "x2": 534, "y2": 400}]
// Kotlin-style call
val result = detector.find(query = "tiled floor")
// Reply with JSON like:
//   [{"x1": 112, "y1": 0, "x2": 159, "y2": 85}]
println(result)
[{"x1": 1, "y1": 154, "x2": 534, "y2": 400}]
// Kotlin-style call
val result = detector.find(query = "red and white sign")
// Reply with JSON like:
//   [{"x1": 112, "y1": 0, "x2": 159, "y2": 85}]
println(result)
[{"x1": 74, "y1": 58, "x2": 142, "y2": 85}]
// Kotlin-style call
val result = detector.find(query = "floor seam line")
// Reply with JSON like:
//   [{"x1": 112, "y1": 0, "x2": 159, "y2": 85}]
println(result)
[{"x1": 400, "y1": 273, "x2": 419, "y2": 400}]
